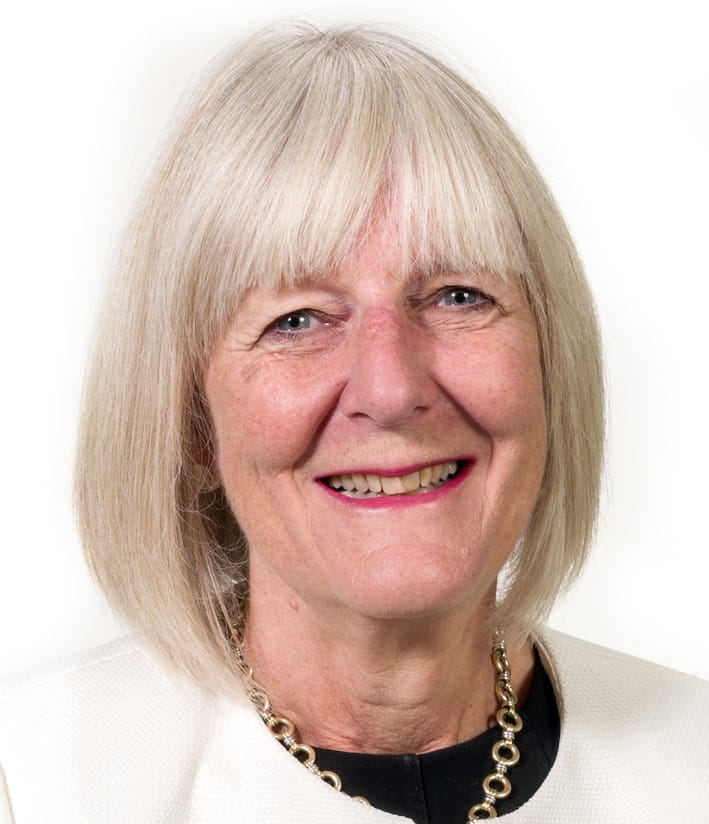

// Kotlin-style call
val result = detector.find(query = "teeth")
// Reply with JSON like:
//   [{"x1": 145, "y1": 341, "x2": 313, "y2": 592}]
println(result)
[
  {"x1": 326, "y1": 461, "x2": 459, "y2": 497},
  {"x1": 401, "y1": 471, "x2": 421, "y2": 493},
  {"x1": 381, "y1": 475, "x2": 406, "y2": 495}
]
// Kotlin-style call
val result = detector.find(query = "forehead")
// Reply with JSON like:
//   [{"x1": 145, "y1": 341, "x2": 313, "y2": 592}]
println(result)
[{"x1": 260, "y1": 218, "x2": 515, "y2": 297}]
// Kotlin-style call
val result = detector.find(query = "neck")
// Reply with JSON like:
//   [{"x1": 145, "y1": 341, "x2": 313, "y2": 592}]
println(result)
[{"x1": 242, "y1": 587, "x2": 534, "y2": 754}]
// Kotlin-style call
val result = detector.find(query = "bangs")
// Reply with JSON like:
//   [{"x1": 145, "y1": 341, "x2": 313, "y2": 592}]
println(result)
[{"x1": 178, "y1": 26, "x2": 531, "y2": 352}]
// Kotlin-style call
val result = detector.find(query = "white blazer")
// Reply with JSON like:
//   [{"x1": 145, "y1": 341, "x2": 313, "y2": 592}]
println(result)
[{"x1": 1, "y1": 629, "x2": 708, "y2": 823}]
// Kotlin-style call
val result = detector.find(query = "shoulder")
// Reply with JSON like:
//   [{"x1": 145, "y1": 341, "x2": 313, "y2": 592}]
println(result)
[
  {"x1": 3, "y1": 634, "x2": 175, "y2": 694},
  {"x1": 512, "y1": 629, "x2": 709, "y2": 821},
  {"x1": 0, "y1": 637, "x2": 218, "y2": 822},
  {"x1": 0, "y1": 639, "x2": 385, "y2": 824},
  {"x1": 1, "y1": 634, "x2": 214, "y2": 737},
  {"x1": 537, "y1": 627, "x2": 709, "y2": 712}
]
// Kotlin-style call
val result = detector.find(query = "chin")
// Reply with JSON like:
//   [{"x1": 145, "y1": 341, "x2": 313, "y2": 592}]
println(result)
[{"x1": 340, "y1": 554, "x2": 493, "y2": 623}]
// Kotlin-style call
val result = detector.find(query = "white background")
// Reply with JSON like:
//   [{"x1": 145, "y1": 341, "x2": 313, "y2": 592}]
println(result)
[{"x1": 1, "y1": 0, "x2": 707, "y2": 680}]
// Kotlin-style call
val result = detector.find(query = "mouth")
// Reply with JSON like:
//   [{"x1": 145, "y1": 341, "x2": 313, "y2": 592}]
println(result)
[{"x1": 322, "y1": 460, "x2": 466, "y2": 499}]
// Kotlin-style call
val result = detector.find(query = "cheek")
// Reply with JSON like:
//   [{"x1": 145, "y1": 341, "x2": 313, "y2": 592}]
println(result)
[
  {"x1": 206, "y1": 357, "x2": 345, "y2": 479},
  {"x1": 440, "y1": 333, "x2": 545, "y2": 442}
]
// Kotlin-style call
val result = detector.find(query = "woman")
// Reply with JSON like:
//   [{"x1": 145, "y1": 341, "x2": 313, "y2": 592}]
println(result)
[{"x1": 1, "y1": 22, "x2": 707, "y2": 823}]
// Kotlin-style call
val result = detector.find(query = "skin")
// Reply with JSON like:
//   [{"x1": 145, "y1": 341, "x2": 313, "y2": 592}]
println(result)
[{"x1": 204, "y1": 220, "x2": 547, "y2": 753}]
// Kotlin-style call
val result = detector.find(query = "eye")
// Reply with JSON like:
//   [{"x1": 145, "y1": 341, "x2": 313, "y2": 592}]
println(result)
[
  {"x1": 274, "y1": 310, "x2": 320, "y2": 332},
  {"x1": 438, "y1": 286, "x2": 492, "y2": 307},
  {"x1": 439, "y1": 287, "x2": 491, "y2": 307}
]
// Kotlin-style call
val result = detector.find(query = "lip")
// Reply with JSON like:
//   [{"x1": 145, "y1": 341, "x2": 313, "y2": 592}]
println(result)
[{"x1": 316, "y1": 458, "x2": 475, "y2": 509}]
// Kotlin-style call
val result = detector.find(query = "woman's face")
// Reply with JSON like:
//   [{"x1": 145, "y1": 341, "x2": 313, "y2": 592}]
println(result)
[{"x1": 204, "y1": 222, "x2": 547, "y2": 624}]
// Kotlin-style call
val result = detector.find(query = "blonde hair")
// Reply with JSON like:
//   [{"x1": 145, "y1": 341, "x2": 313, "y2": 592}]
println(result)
[{"x1": 75, "y1": 22, "x2": 604, "y2": 693}]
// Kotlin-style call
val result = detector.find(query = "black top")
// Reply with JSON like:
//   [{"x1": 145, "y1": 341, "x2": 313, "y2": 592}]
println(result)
[{"x1": 315, "y1": 651, "x2": 559, "y2": 822}]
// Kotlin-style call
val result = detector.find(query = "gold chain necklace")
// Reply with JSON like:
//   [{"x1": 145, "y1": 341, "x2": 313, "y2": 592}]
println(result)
[{"x1": 237, "y1": 634, "x2": 523, "y2": 821}]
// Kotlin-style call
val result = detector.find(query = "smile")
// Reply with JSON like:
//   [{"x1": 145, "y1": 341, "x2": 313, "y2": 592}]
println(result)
[{"x1": 324, "y1": 461, "x2": 461, "y2": 498}]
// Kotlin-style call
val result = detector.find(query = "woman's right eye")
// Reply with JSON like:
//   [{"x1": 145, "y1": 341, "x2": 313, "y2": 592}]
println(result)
[{"x1": 255, "y1": 303, "x2": 344, "y2": 345}]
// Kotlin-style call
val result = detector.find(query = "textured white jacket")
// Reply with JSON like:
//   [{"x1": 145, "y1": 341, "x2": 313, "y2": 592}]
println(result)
[{"x1": 1, "y1": 629, "x2": 708, "y2": 823}]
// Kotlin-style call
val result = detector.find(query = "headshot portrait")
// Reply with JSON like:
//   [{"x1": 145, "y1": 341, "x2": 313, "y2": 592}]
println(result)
[{"x1": 1, "y1": 1, "x2": 707, "y2": 822}]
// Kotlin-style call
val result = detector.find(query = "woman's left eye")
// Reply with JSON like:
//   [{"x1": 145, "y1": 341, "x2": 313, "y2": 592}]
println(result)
[
  {"x1": 274, "y1": 310, "x2": 320, "y2": 332},
  {"x1": 438, "y1": 287, "x2": 491, "y2": 307}
]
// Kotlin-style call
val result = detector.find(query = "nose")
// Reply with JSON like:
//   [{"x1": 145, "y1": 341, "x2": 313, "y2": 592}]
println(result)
[{"x1": 339, "y1": 308, "x2": 436, "y2": 427}]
